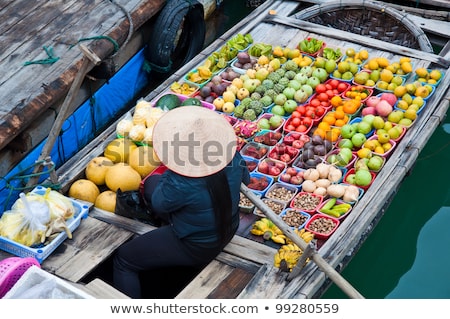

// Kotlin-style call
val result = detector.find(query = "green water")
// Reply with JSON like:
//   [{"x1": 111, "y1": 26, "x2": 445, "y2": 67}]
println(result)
[{"x1": 210, "y1": 0, "x2": 450, "y2": 299}]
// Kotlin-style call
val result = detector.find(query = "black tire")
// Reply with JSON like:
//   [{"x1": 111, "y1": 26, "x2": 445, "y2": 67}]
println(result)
[{"x1": 144, "y1": 0, "x2": 206, "y2": 76}]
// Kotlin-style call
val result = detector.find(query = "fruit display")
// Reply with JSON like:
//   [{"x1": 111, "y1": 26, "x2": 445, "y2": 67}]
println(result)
[{"x1": 59, "y1": 31, "x2": 440, "y2": 257}]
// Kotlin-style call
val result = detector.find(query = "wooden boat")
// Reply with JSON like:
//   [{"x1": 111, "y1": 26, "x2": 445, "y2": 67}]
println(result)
[
  {"x1": 0, "y1": 0, "x2": 217, "y2": 181},
  {"x1": 1, "y1": 0, "x2": 450, "y2": 298}
]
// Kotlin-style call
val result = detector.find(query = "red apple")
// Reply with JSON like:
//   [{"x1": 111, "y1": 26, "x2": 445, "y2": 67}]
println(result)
[
  {"x1": 290, "y1": 175, "x2": 303, "y2": 185},
  {"x1": 258, "y1": 161, "x2": 269, "y2": 174},
  {"x1": 286, "y1": 167, "x2": 298, "y2": 176},
  {"x1": 269, "y1": 166, "x2": 281, "y2": 176},
  {"x1": 280, "y1": 153, "x2": 292, "y2": 163},
  {"x1": 280, "y1": 173, "x2": 291, "y2": 183}
]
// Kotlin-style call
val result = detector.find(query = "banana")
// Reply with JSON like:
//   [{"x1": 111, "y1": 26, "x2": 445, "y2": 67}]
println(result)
[{"x1": 270, "y1": 234, "x2": 287, "y2": 244}]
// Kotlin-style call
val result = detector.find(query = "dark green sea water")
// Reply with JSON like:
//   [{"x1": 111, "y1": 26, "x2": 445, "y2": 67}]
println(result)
[{"x1": 213, "y1": 0, "x2": 450, "y2": 299}]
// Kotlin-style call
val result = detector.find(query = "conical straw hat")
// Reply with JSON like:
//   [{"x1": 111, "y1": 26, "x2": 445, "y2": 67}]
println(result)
[{"x1": 152, "y1": 106, "x2": 237, "y2": 177}]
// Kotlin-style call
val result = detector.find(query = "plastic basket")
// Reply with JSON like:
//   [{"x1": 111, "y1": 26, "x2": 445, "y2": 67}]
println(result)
[
  {"x1": 0, "y1": 186, "x2": 89, "y2": 263},
  {"x1": 0, "y1": 257, "x2": 40, "y2": 298}
]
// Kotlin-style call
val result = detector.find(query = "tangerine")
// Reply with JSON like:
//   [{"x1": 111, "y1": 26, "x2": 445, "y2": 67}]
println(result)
[
  {"x1": 330, "y1": 95, "x2": 343, "y2": 108},
  {"x1": 313, "y1": 127, "x2": 326, "y2": 139}
]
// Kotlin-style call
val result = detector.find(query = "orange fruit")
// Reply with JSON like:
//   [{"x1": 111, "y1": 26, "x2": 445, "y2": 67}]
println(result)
[
  {"x1": 334, "y1": 119, "x2": 347, "y2": 127},
  {"x1": 326, "y1": 128, "x2": 341, "y2": 142},
  {"x1": 313, "y1": 127, "x2": 326, "y2": 139},
  {"x1": 323, "y1": 115, "x2": 336, "y2": 125},
  {"x1": 330, "y1": 95, "x2": 343, "y2": 108},
  {"x1": 318, "y1": 122, "x2": 331, "y2": 132},
  {"x1": 334, "y1": 109, "x2": 345, "y2": 120}
]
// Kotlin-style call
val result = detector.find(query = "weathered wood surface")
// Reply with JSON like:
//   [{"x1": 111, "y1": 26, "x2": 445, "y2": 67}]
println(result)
[
  {"x1": 0, "y1": 0, "x2": 165, "y2": 176},
  {"x1": 2, "y1": 0, "x2": 449, "y2": 299}
]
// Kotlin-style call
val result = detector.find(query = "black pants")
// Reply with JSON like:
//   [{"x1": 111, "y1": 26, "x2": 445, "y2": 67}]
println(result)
[{"x1": 113, "y1": 175, "x2": 222, "y2": 298}]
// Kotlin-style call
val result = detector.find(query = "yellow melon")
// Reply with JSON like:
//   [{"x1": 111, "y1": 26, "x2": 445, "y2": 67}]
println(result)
[
  {"x1": 128, "y1": 145, "x2": 161, "y2": 178},
  {"x1": 104, "y1": 138, "x2": 137, "y2": 163},
  {"x1": 94, "y1": 190, "x2": 117, "y2": 212},
  {"x1": 68, "y1": 179, "x2": 100, "y2": 203},
  {"x1": 105, "y1": 163, "x2": 142, "y2": 192},
  {"x1": 85, "y1": 156, "x2": 114, "y2": 185}
]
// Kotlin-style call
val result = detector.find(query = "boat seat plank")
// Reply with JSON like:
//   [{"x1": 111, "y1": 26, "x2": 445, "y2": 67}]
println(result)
[
  {"x1": 175, "y1": 260, "x2": 235, "y2": 299},
  {"x1": 237, "y1": 263, "x2": 289, "y2": 299},
  {"x1": 42, "y1": 216, "x2": 134, "y2": 283},
  {"x1": 207, "y1": 267, "x2": 255, "y2": 299}
]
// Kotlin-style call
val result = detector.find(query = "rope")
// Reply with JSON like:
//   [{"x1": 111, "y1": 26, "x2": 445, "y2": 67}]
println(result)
[
  {"x1": 108, "y1": 0, "x2": 134, "y2": 58},
  {"x1": 143, "y1": 59, "x2": 173, "y2": 74},
  {"x1": 70, "y1": 35, "x2": 120, "y2": 53},
  {"x1": 23, "y1": 46, "x2": 60, "y2": 66}
]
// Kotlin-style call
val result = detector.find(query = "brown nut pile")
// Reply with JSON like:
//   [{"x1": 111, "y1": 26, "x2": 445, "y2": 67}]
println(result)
[
  {"x1": 255, "y1": 199, "x2": 284, "y2": 216},
  {"x1": 266, "y1": 186, "x2": 296, "y2": 202},
  {"x1": 292, "y1": 193, "x2": 321, "y2": 211},
  {"x1": 307, "y1": 217, "x2": 336, "y2": 234},
  {"x1": 281, "y1": 209, "x2": 308, "y2": 228},
  {"x1": 239, "y1": 193, "x2": 254, "y2": 208}
]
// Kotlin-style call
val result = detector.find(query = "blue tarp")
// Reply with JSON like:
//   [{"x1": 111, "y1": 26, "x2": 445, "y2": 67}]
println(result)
[{"x1": 0, "y1": 48, "x2": 149, "y2": 212}]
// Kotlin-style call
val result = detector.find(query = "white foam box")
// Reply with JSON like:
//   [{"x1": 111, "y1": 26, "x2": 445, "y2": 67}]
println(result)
[
  {"x1": 0, "y1": 186, "x2": 89, "y2": 263},
  {"x1": 3, "y1": 265, "x2": 94, "y2": 299}
]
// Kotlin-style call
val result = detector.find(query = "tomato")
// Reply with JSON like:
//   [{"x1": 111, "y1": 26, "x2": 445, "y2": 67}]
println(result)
[
  {"x1": 321, "y1": 101, "x2": 331, "y2": 107},
  {"x1": 286, "y1": 124, "x2": 296, "y2": 132},
  {"x1": 326, "y1": 89, "x2": 335, "y2": 98},
  {"x1": 291, "y1": 110, "x2": 301, "y2": 118},
  {"x1": 328, "y1": 79, "x2": 339, "y2": 89},
  {"x1": 291, "y1": 117, "x2": 301, "y2": 127},
  {"x1": 296, "y1": 124, "x2": 308, "y2": 133},
  {"x1": 296, "y1": 105, "x2": 306, "y2": 115},
  {"x1": 325, "y1": 83, "x2": 333, "y2": 90},
  {"x1": 302, "y1": 116, "x2": 313, "y2": 127},
  {"x1": 317, "y1": 92, "x2": 329, "y2": 102},
  {"x1": 315, "y1": 84, "x2": 327, "y2": 94},
  {"x1": 309, "y1": 98, "x2": 321, "y2": 107},
  {"x1": 316, "y1": 106, "x2": 326, "y2": 117},
  {"x1": 337, "y1": 82, "x2": 349, "y2": 93}
]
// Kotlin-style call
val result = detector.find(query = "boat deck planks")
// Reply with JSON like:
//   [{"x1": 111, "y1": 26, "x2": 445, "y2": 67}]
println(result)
[{"x1": 1, "y1": 0, "x2": 449, "y2": 298}]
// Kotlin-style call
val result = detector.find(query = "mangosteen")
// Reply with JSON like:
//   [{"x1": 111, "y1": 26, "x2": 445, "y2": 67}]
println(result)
[
  {"x1": 204, "y1": 96, "x2": 215, "y2": 103},
  {"x1": 302, "y1": 149, "x2": 314, "y2": 161},
  {"x1": 304, "y1": 142, "x2": 314, "y2": 150},
  {"x1": 313, "y1": 145, "x2": 326, "y2": 156},
  {"x1": 305, "y1": 159, "x2": 317, "y2": 168},
  {"x1": 237, "y1": 52, "x2": 251, "y2": 64},
  {"x1": 234, "y1": 61, "x2": 243, "y2": 68},
  {"x1": 199, "y1": 86, "x2": 212, "y2": 98},
  {"x1": 323, "y1": 140, "x2": 333, "y2": 152},
  {"x1": 312, "y1": 135, "x2": 324, "y2": 145},
  {"x1": 243, "y1": 63, "x2": 253, "y2": 70}
]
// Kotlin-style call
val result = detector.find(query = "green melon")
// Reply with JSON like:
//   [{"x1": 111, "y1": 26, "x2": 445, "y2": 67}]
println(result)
[
  {"x1": 181, "y1": 97, "x2": 202, "y2": 106},
  {"x1": 155, "y1": 94, "x2": 182, "y2": 110}
]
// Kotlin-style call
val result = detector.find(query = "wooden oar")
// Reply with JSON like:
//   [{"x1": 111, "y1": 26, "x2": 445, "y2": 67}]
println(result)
[
  {"x1": 26, "y1": 44, "x2": 101, "y2": 189},
  {"x1": 240, "y1": 183, "x2": 364, "y2": 299}
]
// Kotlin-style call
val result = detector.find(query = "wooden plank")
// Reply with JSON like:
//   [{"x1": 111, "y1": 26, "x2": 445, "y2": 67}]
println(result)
[
  {"x1": 237, "y1": 263, "x2": 289, "y2": 298},
  {"x1": 42, "y1": 216, "x2": 134, "y2": 283},
  {"x1": 175, "y1": 260, "x2": 235, "y2": 299},
  {"x1": 0, "y1": 0, "x2": 163, "y2": 151},
  {"x1": 207, "y1": 267, "x2": 255, "y2": 299}
]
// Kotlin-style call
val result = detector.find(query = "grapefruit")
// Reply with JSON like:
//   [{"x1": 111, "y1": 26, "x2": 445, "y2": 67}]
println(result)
[
  {"x1": 85, "y1": 156, "x2": 114, "y2": 185},
  {"x1": 105, "y1": 163, "x2": 141, "y2": 192},
  {"x1": 128, "y1": 146, "x2": 161, "y2": 178},
  {"x1": 104, "y1": 138, "x2": 137, "y2": 163},
  {"x1": 94, "y1": 190, "x2": 117, "y2": 213},
  {"x1": 68, "y1": 179, "x2": 100, "y2": 203}
]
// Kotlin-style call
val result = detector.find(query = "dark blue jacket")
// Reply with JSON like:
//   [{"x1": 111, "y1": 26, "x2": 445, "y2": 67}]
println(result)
[{"x1": 150, "y1": 152, "x2": 250, "y2": 244}]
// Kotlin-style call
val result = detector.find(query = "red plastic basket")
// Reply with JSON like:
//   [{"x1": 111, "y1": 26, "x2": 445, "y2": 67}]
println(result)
[{"x1": 0, "y1": 257, "x2": 40, "y2": 298}]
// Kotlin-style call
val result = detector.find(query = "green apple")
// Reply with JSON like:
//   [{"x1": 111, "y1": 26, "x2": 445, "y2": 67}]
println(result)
[
  {"x1": 338, "y1": 138, "x2": 354, "y2": 149},
  {"x1": 340, "y1": 124, "x2": 356, "y2": 139},
  {"x1": 357, "y1": 121, "x2": 372, "y2": 135},
  {"x1": 271, "y1": 104, "x2": 285, "y2": 116},
  {"x1": 367, "y1": 156, "x2": 384, "y2": 171},
  {"x1": 351, "y1": 133, "x2": 367, "y2": 148},
  {"x1": 355, "y1": 170, "x2": 372, "y2": 186}
]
